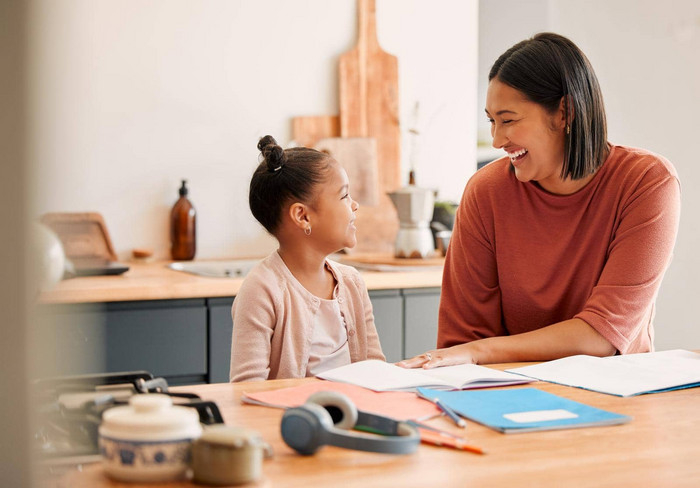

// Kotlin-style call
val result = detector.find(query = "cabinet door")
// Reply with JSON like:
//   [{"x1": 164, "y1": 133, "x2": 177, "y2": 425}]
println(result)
[
  {"x1": 208, "y1": 297, "x2": 235, "y2": 383},
  {"x1": 403, "y1": 288, "x2": 441, "y2": 359},
  {"x1": 36, "y1": 299, "x2": 207, "y2": 385},
  {"x1": 368, "y1": 289, "x2": 403, "y2": 363}
]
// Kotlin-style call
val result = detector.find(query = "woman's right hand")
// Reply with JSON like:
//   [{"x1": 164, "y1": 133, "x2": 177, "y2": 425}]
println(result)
[{"x1": 395, "y1": 343, "x2": 477, "y2": 369}]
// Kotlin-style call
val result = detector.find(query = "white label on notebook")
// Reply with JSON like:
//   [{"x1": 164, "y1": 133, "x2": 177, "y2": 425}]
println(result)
[{"x1": 503, "y1": 409, "x2": 578, "y2": 423}]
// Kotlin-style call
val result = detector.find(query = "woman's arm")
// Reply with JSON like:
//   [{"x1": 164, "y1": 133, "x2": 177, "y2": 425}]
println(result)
[
  {"x1": 397, "y1": 318, "x2": 615, "y2": 368},
  {"x1": 401, "y1": 153, "x2": 680, "y2": 368},
  {"x1": 437, "y1": 175, "x2": 506, "y2": 348}
]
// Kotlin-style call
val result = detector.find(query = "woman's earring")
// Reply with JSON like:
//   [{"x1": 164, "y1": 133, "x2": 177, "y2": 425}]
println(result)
[
  {"x1": 566, "y1": 124, "x2": 571, "y2": 135},
  {"x1": 304, "y1": 227, "x2": 311, "y2": 236}
]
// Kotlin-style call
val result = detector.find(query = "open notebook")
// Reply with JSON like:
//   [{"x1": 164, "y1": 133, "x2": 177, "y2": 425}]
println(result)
[
  {"x1": 317, "y1": 359, "x2": 534, "y2": 392},
  {"x1": 506, "y1": 349, "x2": 700, "y2": 397}
]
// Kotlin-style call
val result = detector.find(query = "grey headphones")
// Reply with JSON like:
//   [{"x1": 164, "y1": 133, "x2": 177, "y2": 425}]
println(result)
[{"x1": 280, "y1": 391, "x2": 420, "y2": 455}]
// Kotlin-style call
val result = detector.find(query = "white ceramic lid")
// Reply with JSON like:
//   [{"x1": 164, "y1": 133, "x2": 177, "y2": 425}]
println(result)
[{"x1": 100, "y1": 393, "x2": 202, "y2": 441}]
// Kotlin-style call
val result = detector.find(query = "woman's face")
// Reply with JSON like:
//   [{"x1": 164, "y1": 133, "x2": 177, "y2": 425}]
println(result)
[
  {"x1": 486, "y1": 78, "x2": 568, "y2": 193},
  {"x1": 308, "y1": 161, "x2": 359, "y2": 252}
]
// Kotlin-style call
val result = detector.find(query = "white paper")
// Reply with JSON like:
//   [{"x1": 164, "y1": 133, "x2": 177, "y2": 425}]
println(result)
[
  {"x1": 503, "y1": 409, "x2": 578, "y2": 423},
  {"x1": 317, "y1": 359, "x2": 533, "y2": 392},
  {"x1": 506, "y1": 349, "x2": 700, "y2": 397}
]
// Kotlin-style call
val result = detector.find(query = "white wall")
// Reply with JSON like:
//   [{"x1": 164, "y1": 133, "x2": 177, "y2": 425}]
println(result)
[
  {"x1": 28, "y1": 0, "x2": 478, "y2": 260},
  {"x1": 548, "y1": 0, "x2": 700, "y2": 350},
  {"x1": 479, "y1": 0, "x2": 700, "y2": 350},
  {"x1": 477, "y1": 0, "x2": 549, "y2": 146}
]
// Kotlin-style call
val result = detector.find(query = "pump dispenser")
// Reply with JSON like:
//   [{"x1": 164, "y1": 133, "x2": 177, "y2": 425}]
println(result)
[{"x1": 170, "y1": 180, "x2": 196, "y2": 260}]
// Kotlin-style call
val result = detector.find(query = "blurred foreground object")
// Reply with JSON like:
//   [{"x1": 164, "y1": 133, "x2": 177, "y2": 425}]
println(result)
[{"x1": 31, "y1": 223, "x2": 66, "y2": 291}]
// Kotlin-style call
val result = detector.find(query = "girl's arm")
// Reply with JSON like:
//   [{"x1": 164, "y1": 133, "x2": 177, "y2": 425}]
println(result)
[{"x1": 229, "y1": 279, "x2": 276, "y2": 382}]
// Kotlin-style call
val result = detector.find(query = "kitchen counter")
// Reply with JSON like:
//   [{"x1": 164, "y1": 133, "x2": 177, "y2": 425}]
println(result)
[
  {"x1": 38, "y1": 256, "x2": 444, "y2": 305},
  {"x1": 35, "y1": 255, "x2": 445, "y2": 382}
]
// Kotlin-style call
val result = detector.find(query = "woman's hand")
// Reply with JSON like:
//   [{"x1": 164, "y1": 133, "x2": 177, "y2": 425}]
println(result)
[{"x1": 396, "y1": 343, "x2": 477, "y2": 369}]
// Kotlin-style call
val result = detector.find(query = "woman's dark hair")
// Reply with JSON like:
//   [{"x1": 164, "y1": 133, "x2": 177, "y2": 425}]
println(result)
[
  {"x1": 249, "y1": 135, "x2": 333, "y2": 235},
  {"x1": 489, "y1": 32, "x2": 608, "y2": 180}
]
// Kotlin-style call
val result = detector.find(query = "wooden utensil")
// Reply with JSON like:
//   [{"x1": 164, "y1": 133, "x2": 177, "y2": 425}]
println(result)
[
  {"x1": 338, "y1": 0, "x2": 401, "y2": 253},
  {"x1": 315, "y1": 137, "x2": 379, "y2": 207},
  {"x1": 291, "y1": 115, "x2": 340, "y2": 147},
  {"x1": 39, "y1": 212, "x2": 118, "y2": 262}
]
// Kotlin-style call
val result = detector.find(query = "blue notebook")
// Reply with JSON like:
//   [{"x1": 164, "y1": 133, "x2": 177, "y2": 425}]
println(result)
[{"x1": 416, "y1": 387, "x2": 631, "y2": 434}]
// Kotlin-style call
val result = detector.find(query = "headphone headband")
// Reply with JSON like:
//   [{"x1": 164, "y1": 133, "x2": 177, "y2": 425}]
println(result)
[{"x1": 281, "y1": 392, "x2": 419, "y2": 455}]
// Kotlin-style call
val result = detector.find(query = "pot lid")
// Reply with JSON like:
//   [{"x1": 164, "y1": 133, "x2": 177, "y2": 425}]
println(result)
[
  {"x1": 101, "y1": 393, "x2": 201, "y2": 438},
  {"x1": 198, "y1": 425, "x2": 264, "y2": 449}
]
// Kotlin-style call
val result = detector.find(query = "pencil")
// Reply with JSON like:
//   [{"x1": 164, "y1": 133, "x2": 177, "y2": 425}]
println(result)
[
  {"x1": 434, "y1": 398, "x2": 467, "y2": 429},
  {"x1": 417, "y1": 429, "x2": 485, "y2": 455}
]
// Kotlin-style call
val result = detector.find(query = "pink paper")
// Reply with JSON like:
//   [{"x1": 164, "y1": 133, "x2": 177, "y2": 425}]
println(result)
[{"x1": 243, "y1": 380, "x2": 439, "y2": 421}]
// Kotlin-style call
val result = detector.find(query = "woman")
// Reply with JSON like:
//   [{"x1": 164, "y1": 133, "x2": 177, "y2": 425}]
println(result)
[{"x1": 398, "y1": 33, "x2": 680, "y2": 369}]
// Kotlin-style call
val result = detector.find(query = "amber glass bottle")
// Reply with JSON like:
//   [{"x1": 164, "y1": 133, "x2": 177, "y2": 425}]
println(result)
[{"x1": 170, "y1": 180, "x2": 196, "y2": 260}]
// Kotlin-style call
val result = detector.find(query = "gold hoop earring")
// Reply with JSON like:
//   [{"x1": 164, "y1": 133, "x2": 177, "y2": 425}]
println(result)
[
  {"x1": 566, "y1": 124, "x2": 571, "y2": 135},
  {"x1": 304, "y1": 227, "x2": 311, "y2": 236}
]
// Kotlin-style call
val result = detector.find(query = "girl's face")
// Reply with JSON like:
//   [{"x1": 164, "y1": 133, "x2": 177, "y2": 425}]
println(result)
[
  {"x1": 485, "y1": 78, "x2": 568, "y2": 193},
  {"x1": 307, "y1": 161, "x2": 359, "y2": 252}
]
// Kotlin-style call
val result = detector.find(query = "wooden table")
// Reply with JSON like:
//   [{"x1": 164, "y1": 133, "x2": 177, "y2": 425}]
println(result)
[{"x1": 57, "y1": 365, "x2": 700, "y2": 487}]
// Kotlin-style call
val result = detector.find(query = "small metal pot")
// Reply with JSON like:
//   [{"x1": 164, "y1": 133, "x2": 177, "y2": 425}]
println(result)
[{"x1": 191, "y1": 425, "x2": 272, "y2": 486}]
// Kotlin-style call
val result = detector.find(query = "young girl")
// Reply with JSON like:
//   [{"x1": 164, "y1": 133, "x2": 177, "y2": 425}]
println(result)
[{"x1": 229, "y1": 135, "x2": 385, "y2": 382}]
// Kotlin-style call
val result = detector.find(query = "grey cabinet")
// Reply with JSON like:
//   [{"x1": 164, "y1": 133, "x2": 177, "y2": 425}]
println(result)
[
  {"x1": 368, "y1": 290, "x2": 403, "y2": 363},
  {"x1": 36, "y1": 287, "x2": 441, "y2": 385},
  {"x1": 207, "y1": 297, "x2": 235, "y2": 383},
  {"x1": 36, "y1": 299, "x2": 208, "y2": 386},
  {"x1": 402, "y1": 288, "x2": 441, "y2": 359}
]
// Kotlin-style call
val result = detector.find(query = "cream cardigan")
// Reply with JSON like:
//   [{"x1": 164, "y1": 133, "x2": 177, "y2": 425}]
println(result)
[{"x1": 229, "y1": 251, "x2": 385, "y2": 382}]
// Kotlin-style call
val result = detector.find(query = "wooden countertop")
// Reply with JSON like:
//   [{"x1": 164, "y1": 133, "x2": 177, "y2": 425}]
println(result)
[
  {"x1": 57, "y1": 364, "x2": 700, "y2": 487},
  {"x1": 38, "y1": 256, "x2": 444, "y2": 305}
]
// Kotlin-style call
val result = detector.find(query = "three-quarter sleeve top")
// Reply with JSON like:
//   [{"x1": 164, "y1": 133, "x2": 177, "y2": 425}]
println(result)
[{"x1": 438, "y1": 145, "x2": 681, "y2": 354}]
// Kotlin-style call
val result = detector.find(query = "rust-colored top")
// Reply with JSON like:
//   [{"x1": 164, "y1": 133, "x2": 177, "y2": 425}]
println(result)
[{"x1": 439, "y1": 145, "x2": 681, "y2": 354}]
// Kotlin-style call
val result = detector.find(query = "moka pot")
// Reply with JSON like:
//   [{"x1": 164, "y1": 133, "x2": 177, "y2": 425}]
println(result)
[{"x1": 387, "y1": 185, "x2": 435, "y2": 258}]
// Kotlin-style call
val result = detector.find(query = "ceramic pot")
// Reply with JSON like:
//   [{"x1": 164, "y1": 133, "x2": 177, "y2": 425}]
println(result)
[{"x1": 98, "y1": 394, "x2": 202, "y2": 483}]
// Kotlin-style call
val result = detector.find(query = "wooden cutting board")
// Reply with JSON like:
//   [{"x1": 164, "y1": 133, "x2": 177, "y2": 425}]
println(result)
[
  {"x1": 340, "y1": 253, "x2": 444, "y2": 267},
  {"x1": 291, "y1": 115, "x2": 340, "y2": 147},
  {"x1": 40, "y1": 212, "x2": 118, "y2": 262},
  {"x1": 314, "y1": 137, "x2": 379, "y2": 206},
  {"x1": 339, "y1": 0, "x2": 401, "y2": 254}
]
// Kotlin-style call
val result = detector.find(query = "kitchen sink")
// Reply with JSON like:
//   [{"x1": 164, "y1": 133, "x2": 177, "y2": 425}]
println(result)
[{"x1": 167, "y1": 259, "x2": 261, "y2": 278}]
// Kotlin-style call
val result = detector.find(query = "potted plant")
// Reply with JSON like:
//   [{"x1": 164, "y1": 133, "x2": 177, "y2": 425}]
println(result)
[{"x1": 432, "y1": 201, "x2": 458, "y2": 230}]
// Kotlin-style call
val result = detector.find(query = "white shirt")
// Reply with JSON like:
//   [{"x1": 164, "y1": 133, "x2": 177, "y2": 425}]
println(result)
[{"x1": 306, "y1": 286, "x2": 351, "y2": 376}]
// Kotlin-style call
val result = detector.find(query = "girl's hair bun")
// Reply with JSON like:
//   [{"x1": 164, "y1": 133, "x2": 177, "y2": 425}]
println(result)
[
  {"x1": 258, "y1": 135, "x2": 286, "y2": 172},
  {"x1": 257, "y1": 135, "x2": 277, "y2": 152}
]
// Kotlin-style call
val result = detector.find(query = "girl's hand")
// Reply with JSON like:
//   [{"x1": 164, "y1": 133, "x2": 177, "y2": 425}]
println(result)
[{"x1": 395, "y1": 343, "x2": 477, "y2": 369}]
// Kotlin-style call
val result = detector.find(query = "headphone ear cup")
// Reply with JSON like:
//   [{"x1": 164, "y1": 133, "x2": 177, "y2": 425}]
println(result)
[
  {"x1": 305, "y1": 391, "x2": 358, "y2": 430},
  {"x1": 281, "y1": 403, "x2": 334, "y2": 456}
]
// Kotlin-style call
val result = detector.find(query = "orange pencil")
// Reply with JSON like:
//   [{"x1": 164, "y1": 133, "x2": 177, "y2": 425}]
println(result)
[{"x1": 417, "y1": 428, "x2": 486, "y2": 455}]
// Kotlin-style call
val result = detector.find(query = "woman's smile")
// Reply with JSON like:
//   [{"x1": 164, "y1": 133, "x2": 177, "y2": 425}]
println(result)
[{"x1": 507, "y1": 148, "x2": 529, "y2": 166}]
